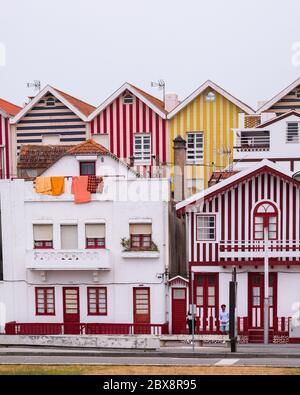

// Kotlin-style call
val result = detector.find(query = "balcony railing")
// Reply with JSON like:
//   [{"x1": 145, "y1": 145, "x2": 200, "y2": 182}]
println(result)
[
  {"x1": 234, "y1": 135, "x2": 270, "y2": 152},
  {"x1": 219, "y1": 240, "x2": 300, "y2": 259},
  {"x1": 25, "y1": 249, "x2": 111, "y2": 270}
]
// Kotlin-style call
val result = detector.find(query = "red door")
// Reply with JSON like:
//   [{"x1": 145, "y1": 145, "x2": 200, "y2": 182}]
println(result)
[
  {"x1": 248, "y1": 273, "x2": 277, "y2": 329},
  {"x1": 194, "y1": 274, "x2": 218, "y2": 333},
  {"x1": 133, "y1": 287, "x2": 150, "y2": 334},
  {"x1": 172, "y1": 288, "x2": 187, "y2": 334},
  {"x1": 63, "y1": 287, "x2": 80, "y2": 334}
]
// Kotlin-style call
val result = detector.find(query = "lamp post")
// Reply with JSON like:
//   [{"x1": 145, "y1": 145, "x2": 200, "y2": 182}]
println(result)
[
  {"x1": 264, "y1": 227, "x2": 269, "y2": 345},
  {"x1": 191, "y1": 270, "x2": 195, "y2": 352}
]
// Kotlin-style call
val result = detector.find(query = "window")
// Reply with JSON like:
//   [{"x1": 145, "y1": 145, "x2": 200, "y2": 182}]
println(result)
[
  {"x1": 296, "y1": 89, "x2": 300, "y2": 99},
  {"x1": 286, "y1": 122, "x2": 299, "y2": 143},
  {"x1": 85, "y1": 224, "x2": 106, "y2": 249},
  {"x1": 196, "y1": 215, "x2": 216, "y2": 241},
  {"x1": 60, "y1": 225, "x2": 78, "y2": 249},
  {"x1": 80, "y1": 161, "x2": 96, "y2": 176},
  {"x1": 134, "y1": 134, "x2": 151, "y2": 164},
  {"x1": 35, "y1": 287, "x2": 55, "y2": 315},
  {"x1": 130, "y1": 223, "x2": 152, "y2": 250},
  {"x1": 33, "y1": 224, "x2": 53, "y2": 249},
  {"x1": 46, "y1": 97, "x2": 56, "y2": 107},
  {"x1": 187, "y1": 133, "x2": 204, "y2": 163},
  {"x1": 123, "y1": 93, "x2": 133, "y2": 104},
  {"x1": 87, "y1": 287, "x2": 107, "y2": 315},
  {"x1": 253, "y1": 202, "x2": 278, "y2": 240}
]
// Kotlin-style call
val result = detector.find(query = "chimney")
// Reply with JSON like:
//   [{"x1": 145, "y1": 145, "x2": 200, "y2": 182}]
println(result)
[
  {"x1": 165, "y1": 92, "x2": 180, "y2": 112},
  {"x1": 173, "y1": 136, "x2": 186, "y2": 202}
]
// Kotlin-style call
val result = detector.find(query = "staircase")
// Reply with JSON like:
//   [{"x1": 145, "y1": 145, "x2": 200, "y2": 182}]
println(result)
[{"x1": 248, "y1": 329, "x2": 274, "y2": 343}]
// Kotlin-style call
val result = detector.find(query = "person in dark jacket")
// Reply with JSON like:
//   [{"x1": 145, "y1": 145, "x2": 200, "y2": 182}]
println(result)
[{"x1": 186, "y1": 310, "x2": 196, "y2": 335}]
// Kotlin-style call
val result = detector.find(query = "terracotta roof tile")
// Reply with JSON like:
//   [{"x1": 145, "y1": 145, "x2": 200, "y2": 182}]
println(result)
[
  {"x1": 0, "y1": 98, "x2": 22, "y2": 116},
  {"x1": 208, "y1": 170, "x2": 239, "y2": 187},
  {"x1": 53, "y1": 88, "x2": 96, "y2": 117},
  {"x1": 129, "y1": 84, "x2": 168, "y2": 114},
  {"x1": 18, "y1": 145, "x2": 74, "y2": 170},
  {"x1": 66, "y1": 139, "x2": 109, "y2": 155}
]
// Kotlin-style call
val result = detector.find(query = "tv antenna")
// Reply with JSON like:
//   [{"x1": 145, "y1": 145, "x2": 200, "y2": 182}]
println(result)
[
  {"x1": 26, "y1": 80, "x2": 41, "y2": 92},
  {"x1": 151, "y1": 79, "x2": 166, "y2": 106}
]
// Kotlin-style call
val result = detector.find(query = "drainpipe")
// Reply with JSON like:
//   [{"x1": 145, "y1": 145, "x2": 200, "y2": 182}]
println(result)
[{"x1": 164, "y1": 197, "x2": 170, "y2": 332}]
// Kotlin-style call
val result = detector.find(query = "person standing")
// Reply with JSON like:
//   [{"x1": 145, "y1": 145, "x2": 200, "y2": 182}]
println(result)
[
  {"x1": 219, "y1": 304, "x2": 229, "y2": 335},
  {"x1": 186, "y1": 310, "x2": 196, "y2": 335}
]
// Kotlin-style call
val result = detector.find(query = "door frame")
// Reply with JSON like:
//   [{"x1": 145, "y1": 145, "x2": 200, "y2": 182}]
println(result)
[
  {"x1": 171, "y1": 287, "x2": 187, "y2": 334},
  {"x1": 62, "y1": 286, "x2": 80, "y2": 324}
]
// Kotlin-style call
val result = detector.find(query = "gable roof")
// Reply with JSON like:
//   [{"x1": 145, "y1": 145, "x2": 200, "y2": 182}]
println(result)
[
  {"x1": 87, "y1": 82, "x2": 167, "y2": 121},
  {"x1": 167, "y1": 80, "x2": 254, "y2": 119},
  {"x1": 0, "y1": 98, "x2": 22, "y2": 117},
  {"x1": 176, "y1": 159, "x2": 300, "y2": 214},
  {"x1": 11, "y1": 85, "x2": 96, "y2": 124},
  {"x1": 256, "y1": 110, "x2": 300, "y2": 129},
  {"x1": 257, "y1": 77, "x2": 300, "y2": 114},
  {"x1": 66, "y1": 139, "x2": 109, "y2": 155}
]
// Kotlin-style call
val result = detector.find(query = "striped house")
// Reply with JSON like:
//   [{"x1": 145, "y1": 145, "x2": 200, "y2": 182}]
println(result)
[
  {"x1": 0, "y1": 98, "x2": 21, "y2": 179},
  {"x1": 258, "y1": 76, "x2": 300, "y2": 116},
  {"x1": 10, "y1": 85, "x2": 95, "y2": 177},
  {"x1": 88, "y1": 83, "x2": 168, "y2": 177},
  {"x1": 167, "y1": 80, "x2": 254, "y2": 194},
  {"x1": 175, "y1": 160, "x2": 300, "y2": 343}
]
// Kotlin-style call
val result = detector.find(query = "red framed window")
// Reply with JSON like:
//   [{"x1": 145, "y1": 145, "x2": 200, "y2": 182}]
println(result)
[
  {"x1": 80, "y1": 161, "x2": 96, "y2": 176},
  {"x1": 34, "y1": 240, "x2": 53, "y2": 249},
  {"x1": 196, "y1": 215, "x2": 216, "y2": 241},
  {"x1": 130, "y1": 234, "x2": 151, "y2": 249},
  {"x1": 35, "y1": 287, "x2": 55, "y2": 315},
  {"x1": 86, "y1": 238, "x2": 105, "y2": 249},
  {"x1": 87, "y1": 287, "x2": 107, "y2": 315},
  {"x1": 33, "y1": 224, "x2": 53, "y2": 249},
  {"x1": 253, "y1": 201, "x2": 278, "y2": 240}
]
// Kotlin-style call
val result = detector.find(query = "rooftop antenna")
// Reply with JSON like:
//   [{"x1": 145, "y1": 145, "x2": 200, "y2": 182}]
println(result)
[
  {"x1": 151, "y1": 79, "x2": 166, "y2": 107},
  {"x1": 26, "y1": 80, "x2": 41, "y2": 92}
]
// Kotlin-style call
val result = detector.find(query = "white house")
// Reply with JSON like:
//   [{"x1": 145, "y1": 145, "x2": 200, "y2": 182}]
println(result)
[
  {"x1": 234, "y1": 111, "x2": 300, "y2": 173},
  {"x1": 0, "y1": 140, "x2": 170, "y2": 335}
]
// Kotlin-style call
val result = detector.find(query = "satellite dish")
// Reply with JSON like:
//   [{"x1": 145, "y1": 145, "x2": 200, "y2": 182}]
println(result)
[{"x1": 293, "y1": 171, "x2": 300, "y2": 182}]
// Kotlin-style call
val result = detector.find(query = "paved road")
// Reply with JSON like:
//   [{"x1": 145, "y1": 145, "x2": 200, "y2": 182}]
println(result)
[{"x1": 0, "y1": 355, "x2": 300, "y2": 367}]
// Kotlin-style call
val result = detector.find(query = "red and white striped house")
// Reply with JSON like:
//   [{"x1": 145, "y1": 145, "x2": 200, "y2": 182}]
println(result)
[
  {"x1": 88, "y1": 83, "x2": 168, "y2": 177},
  {"x1": 0, "y1": 98, "x2": 21, "y2": 179},
  {"x1": 176, "y1": 160, "x2": 300, "y2": 343}
]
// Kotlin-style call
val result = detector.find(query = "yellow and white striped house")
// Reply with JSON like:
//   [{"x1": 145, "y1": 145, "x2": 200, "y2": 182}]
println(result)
[{"x1": 167, "y1": 80, "x2": 254, "y2": 194}]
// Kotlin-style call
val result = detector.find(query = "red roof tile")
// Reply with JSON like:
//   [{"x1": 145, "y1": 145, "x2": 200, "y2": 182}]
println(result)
[
  {"x1": 66, "y1": 139, "x2": 109, "y2": 155},
  {"x1": 53, "y1": 88, "x2": 96, "y2": 117},
  {"x1": 0, "y1": 98, "x2": 22, "y2": 116}
]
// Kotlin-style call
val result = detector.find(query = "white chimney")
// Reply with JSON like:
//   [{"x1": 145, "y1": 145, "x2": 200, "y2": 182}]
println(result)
[
  {"x1": 165, "y1": 92, "x2": 180, "y2": 112},
  {"x1": 260, "y1": 112, "x2": 276, "y2": 124}
]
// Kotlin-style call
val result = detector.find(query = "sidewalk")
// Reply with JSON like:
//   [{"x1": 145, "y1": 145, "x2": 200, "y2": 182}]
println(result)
[{"x1": 1, "y1": 344, "x2": 300, "y2": 359}]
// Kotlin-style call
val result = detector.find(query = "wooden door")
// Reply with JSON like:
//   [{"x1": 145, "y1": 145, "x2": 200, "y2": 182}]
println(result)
[
  {"x1": 172, "y1": 288, "x2": 187, "y2": 334},
  {"x1": 133, "y1": 287, "x2": 150, "y2": 334},
  {"x1": 195, "y1": 274, "x2": 218, "y2": 332},
  {"x1": 63, "y1": 287, "x2": 80, "y2": 334}
]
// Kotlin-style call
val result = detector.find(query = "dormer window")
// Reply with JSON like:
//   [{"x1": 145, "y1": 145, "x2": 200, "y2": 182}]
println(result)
[
  {"x1": 123, "y1": 94, "x2": 133, "y2": 105},
  {"x1": 46, "y1": 97, "x2": 56, "y2": 107},
  {"x1": 296, "y1": 89, "x2": 300, "y2": 99}
]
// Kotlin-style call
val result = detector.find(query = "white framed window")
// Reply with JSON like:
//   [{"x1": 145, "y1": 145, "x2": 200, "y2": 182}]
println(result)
[
  {"x1": 187, "y1": 132, "x2": 204, "y2": 163},
  {"x1": 196, "y1": 215, "x2": 216, "y2": 241},
  {"x1": 134, "y1": 134, "x2": 151, "y2": 164},
  {"x1": 286, "y1": 122, "x2": 299, "y2": 143},
  {"x1": 123, "y1": 94, "x2": 133, "y2": 104},
  {"x1": 46, "y1": 97, "x2": 56, "y2": 107}
]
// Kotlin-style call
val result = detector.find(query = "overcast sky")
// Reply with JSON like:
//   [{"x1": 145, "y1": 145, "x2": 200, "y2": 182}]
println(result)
[{"x1": 0, "y1": 0, "x2": 300, "y2": 110}]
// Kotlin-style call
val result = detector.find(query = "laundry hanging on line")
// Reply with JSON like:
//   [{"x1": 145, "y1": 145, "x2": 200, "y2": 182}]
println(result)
[{"x1": 35, "y1": 176, "x2": 65, "y2": 196}]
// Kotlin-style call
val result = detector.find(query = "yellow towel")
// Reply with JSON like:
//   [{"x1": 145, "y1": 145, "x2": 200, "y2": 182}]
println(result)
[
  {"x1": 51, "y1": 176, "x2": 65, "y2": 196},
  {"x1": 35, "y1": 177, "x2": 52, "y2": 194}
]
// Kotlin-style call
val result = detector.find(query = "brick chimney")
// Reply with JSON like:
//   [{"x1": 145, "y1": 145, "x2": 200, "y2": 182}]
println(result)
[{"x1": 173, "y1": 136, "x2": 186, "y2": 202}]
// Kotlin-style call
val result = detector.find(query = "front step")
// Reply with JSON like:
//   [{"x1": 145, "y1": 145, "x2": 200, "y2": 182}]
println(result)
[{"x1": 248, "y1": 329, "x2": 274, "y2": 344}]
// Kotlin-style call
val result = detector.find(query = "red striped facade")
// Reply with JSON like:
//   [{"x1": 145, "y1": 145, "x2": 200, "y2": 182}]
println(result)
[
  {"x1": 90, "y1": 91, "x2": 167, "y2": 175},
  {"x1": 188, "y1": 167, "x2": 300, "y2": 266},
  {"x1": 0, "y1": 113, "x2": 11, "y2": 179}
]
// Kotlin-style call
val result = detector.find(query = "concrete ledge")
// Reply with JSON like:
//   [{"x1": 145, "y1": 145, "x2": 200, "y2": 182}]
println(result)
[{"x1": 0, "y1": 335, "x2": 160, "y2": 350}]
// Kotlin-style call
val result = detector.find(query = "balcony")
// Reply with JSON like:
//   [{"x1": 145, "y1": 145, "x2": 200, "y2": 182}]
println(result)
[
  {"x1": 219, "y1": 240, "x2": 300, "y2": 259},
  {"x1": 234, "y1": 131, "x2": 270, "y2": 153},
  {"x1": 25, "y1": 249, "x2": 111, "y2": 271}
]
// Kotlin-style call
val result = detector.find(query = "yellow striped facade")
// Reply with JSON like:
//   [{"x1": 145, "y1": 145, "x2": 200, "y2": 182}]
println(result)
[{"x1": 169, "y1": 89, "x2": 242, "y2": 193}]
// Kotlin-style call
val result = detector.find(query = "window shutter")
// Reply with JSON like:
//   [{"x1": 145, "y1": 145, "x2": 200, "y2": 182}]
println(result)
[
  {"x1": 33, "y1": 224, "x2": 53, "y2": 241},
  {"x1": 130, "y1": 223, "x2": 152, "y2": 235},
  {"x1": 61, "y1": 225, "x2": 78, "y2": 249},
  {"x1": 85, "y1": 224, "x2": 105, "y2": 238}
]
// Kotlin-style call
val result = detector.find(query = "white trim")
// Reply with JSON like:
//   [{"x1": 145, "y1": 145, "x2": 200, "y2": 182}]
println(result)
[
  {"x1": 167, "y1": 80, "x2": 254, "y2": 119},
  {"x1": 75, "y1": 155, "x2": 98, "y2": 161},
  {"x1": 87, "y1": 83, "x2": 166, "y2": 121},
  {"x1": 257, "y1": 110, "x2": 300, "y2": 129},
  {"x1": 0, "y1": 109, "x2": 8, "y2": 118},
  {"x1": 32, "y1": 220, "x2": 54, "y2": 225},
  {"x1": 257, "y1": 77, "x2": 300, "y2": 114},
  {"x1": 129, "y1": 218, "x2": 152, "y2": 224},
  {"x1": 176, "y1": 159, "x2": 296, "y2": 211},
  {"x1": 10, "y1": 85, "x2": 90, "y2": 124},
  {"x1": 168, "y1": 275, "x2": 189, "y2": 284},
  {"x1": 84, "y1": 219, "x2": 106, "y2": 225}
]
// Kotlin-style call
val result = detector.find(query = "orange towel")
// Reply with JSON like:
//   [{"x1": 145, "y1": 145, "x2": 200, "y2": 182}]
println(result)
[
  {"x1": 71, "y1": 176, "x2": 91, "y2": 204},
  {"x1": 51, "y1": 176, "x2": 65, "y2": 196},
  {"x1": 35, "y1": 177, "x2": 52, "y2": 194}
]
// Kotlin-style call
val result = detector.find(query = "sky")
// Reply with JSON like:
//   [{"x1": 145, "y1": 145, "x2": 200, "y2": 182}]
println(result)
[{"x1": 0, "y1": 0, "x2": 300, "y2": 110}]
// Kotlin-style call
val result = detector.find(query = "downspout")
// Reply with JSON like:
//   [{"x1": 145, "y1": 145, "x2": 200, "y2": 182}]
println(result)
[
  {"x1": 164, "y1": 193, "x2": 170, "y2": 331},
  {"x1": 185, "y1": 211, "x2": 190, "y2": 310}
]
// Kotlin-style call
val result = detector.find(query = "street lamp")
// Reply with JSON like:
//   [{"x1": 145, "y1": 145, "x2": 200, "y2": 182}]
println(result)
[
  {"x1": 264, "y1": 227, "x2": 269, "y2": 345},
  {"x1": 191, "y1": 270, "x2": 195, "y2": 352}
]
